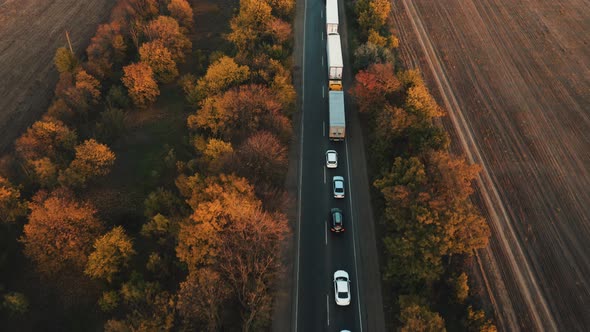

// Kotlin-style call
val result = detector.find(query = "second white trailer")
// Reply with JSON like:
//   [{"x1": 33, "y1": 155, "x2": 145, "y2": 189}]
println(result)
[
  {"x1": 327, "y1": 34, "x2": 343, "y2": 91},
  {"x1": 329, "y1": 91, "x2": 346, "y2": 141},
  {"x1": 326, "y1": 0, "x2": 339, "y2": 34}
]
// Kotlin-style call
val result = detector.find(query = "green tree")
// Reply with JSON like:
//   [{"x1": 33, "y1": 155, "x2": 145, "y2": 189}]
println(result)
[
  {"x1": 54, "y1": 47, "x2": 78, "y2": 73},
  {"x1": 2, "y1": 292, "x2": 29, "y2": 316},
  {"x1": 85, "y1": 226, "x2": 135, "y2": 282},
  {"x1": 353, "y1": 42, "x2": 394, "y2": 71}
]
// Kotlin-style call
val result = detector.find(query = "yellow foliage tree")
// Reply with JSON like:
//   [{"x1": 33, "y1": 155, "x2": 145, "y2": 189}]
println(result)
[
  {"x1": 15, "y1": 118, "x2": 77, "y2": 163},
  {"x1": 0, "y1": 176, "x2": 27, "y2": 223},
  {"x1": 54, "y1": 47, "x2": 78, "y2": 73},
  {"x1": 121, "y1": 62, "x2": 160, "y2": 108},
  {"x1": 196, "y1": 56, "x2": 250, "y2": 98},
  {"x1": 85, "y1": 226, "x2": 135, "y2": 283},
  {"x1": 139, "y1": 40, "x2": 179, "y2": 83},
  {"x1": 59, "y1": 139, "x2": 116, "y2": 188}
]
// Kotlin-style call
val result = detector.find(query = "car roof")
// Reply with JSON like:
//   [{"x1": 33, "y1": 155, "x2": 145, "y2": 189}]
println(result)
[{"x1": 336, "y1": 280, "x2": 349, "y2": 292}]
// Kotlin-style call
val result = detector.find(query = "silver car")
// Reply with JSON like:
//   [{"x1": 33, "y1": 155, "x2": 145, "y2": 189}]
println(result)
[
  {"x1": 333, "y1": 176, "x2": 345, "y2": 198},
  {"x1": 333, "y1": 270, "x2": 351, "y2": 306},
  {"x1": 326, "y1": 150, "x2": 338, "y2": 168}
]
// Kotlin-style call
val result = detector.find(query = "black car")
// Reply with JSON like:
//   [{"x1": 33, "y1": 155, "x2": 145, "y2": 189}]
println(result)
[{"x1": 330, "y1": 208, "x2": 344, "y2": 232}]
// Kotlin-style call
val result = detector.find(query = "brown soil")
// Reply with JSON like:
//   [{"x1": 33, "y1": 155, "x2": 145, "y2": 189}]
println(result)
[
  {"x1": 391, "y1": 0, "x2": 590, "y2": 331},
  {"x1": 0, "y1": 0, "x2": 115, "y2": 154}
]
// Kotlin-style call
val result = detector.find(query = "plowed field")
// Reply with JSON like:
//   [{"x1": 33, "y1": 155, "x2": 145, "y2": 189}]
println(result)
[
  {"x1": 0, "y1": 0, "x2": 114, "y2": 153},
  {"x1": 391, "y1": 0, "x2": 590, "y2": 330}
]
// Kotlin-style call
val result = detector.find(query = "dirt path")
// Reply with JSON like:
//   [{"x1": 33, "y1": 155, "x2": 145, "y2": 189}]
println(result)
[
  {"x1": 0, "y1": 0, "x2": 114, "y2": 153},
  {"x1": 391, "y1": 0, "x2": 590, "y2": 330}
]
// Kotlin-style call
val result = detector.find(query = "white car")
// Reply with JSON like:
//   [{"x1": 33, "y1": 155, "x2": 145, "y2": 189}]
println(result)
[
  {"x1": 326, "y1": 150, "x2": 338, "y2": 168},
  {"x1": 333, "y1": 270, "x2": 351, "y2": 306},
  {"x1": 333, "y1": 176, "x2": 345, "y2": 198}
]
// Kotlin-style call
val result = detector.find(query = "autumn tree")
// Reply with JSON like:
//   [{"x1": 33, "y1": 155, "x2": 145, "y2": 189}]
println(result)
[
  {"x1": 144, "y1": 16, "x2": 192, "y2": 62},
  {"x1": 54, "y1": 47, "x2": 78, "y2": 73},
  {"x1": 266, "y1": 0, "x2": 295, "y2": 19},
  {"x1": 15, "y1": 118, "x2": 77, "y2": 163},
  {"x1": 22, "y1": 189, "x2": 103, "y2": 277},
  {"x1": 405, "y1": 84, "x2": 445, "y2": 124},
  {"x1": 374, "y1": 153, "x2": 489, "y2": 288},
  {"x1": 349, "y1": 62, "x2": 400, "y2": 113},
  {"x1": 398, "y1": 296, "x2": 446, "y2": 332},
  {"x1": 167, "y1": 0, "x2": 194, "y2": 30},
  {"x1": 144, "y1": 187, "x2": 185, "y2": 218},
  {"x1": 465, "y1": 306, "x2": 497, "y2": 332},
  {"x1": 85, "y1": 226, "x2": 135, "y2": 283},
  {"x1": 193, "y1": 137, "x2": 234, "y2": 174},
  {"x1": 176, "y1": 268, "x2": 230, "y2": 331},
  {"x1": 0, "y1": 176, "x2": 27, "y2": 223},
  {"x1": 121, "y1": 62, "x2": 160, "y2": 108},
  {"x1": 59, "y1": 139, "x2": 116, "y2": 188},
  {"x1": 234, "y1": 131, "x2": 287, "y2": 187},
  {"x1": 139, "y1": 40, "x2": 179, "y2": 83},
  {"x1": 45, "y1": 98, "x2": 74, "y2": 122},
  {"x1": 66, "y1": 69, "x2": 102, "y2": 111},
  {"x1": 227, "y1": 0, "x2": 274, "y2": 57},
  {"x1": 30, "y1": 158, "x2": 58, "y2": 188},
  {"x1": 355, "y1": 0, "x2": 391, "y2": 33},
  {"x1": 195, "y1": 56, "x2": 250, "y2": 99},
  {"x1": 187, "y1": 84, "x2": 290, "y2": 142},
  {"x1": 86, "y1": 22, "x2": 127, "y2": 79},
  {"x1": 105, "y1": 276, "x2": 175, "y2": 331},
  {"x1": 452, "y1": 272, "x2": 469, "y2": 303}
]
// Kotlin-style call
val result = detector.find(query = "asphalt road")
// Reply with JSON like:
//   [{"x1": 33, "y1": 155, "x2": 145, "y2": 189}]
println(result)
[{"x1": 293, "y1": 0, "x2": 363, "y2": 330}]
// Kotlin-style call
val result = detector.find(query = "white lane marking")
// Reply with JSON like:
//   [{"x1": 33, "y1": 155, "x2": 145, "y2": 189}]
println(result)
[
  {"x1": 325, "y1": 220, "x2": 328, "y2": 245},
  {"x1": 294, "y1": 0, "x2": 308, "y2": 328},
  {"x1": 323, "y1": 85, "x2": 325, "y2": 98},
  {"x1": 322, "y1": 55, "x2": 324, "y2": 66},
  {"x1": 346, "y1": 137, "x2": 363, "y2": 331},
  {"x1": 322, "y1": 32, "x2": 324, "y2": 41},
  {"x1": 323, "y1": 121, "x2": 326, "y2": 137},
  {"x1": 326, "y1": 294, "x2": 330, "y2": 326},
  {"x1": 324, "y1": 166, "x2": 326, "y2": 184}
]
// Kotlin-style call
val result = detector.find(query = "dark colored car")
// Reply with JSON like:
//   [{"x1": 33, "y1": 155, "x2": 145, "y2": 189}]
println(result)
[{"x1": 330, "y1": 208, "x2": 344, "y2": 232}]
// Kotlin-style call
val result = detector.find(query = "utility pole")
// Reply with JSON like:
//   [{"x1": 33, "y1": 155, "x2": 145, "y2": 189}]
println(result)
[{"x1": 65, "y1": 30, "x2": 74, "y2": 54}]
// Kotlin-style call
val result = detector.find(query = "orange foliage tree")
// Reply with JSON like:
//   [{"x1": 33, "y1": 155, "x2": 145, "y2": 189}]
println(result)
[
  {"x1": 22, "y1": 189, "x2": 104, "y2": 277},
  {"x1": 86, "y1": 22, "x2": 128, "y2": 79},
  {"x1": 139, "y1": 40, "x2": 179, "y2": 83},
  {"x1": 59, "y1": 139, "x2": 116, "y2": 188},
  {"x1": 227, "y1": 0, "x2": 274, "y2": 57},
  {"x1": 176, "y1": 268, "x2": 230, "y2": 331},
  {"x1": 187, "y1": 84, "x2": 290, "y2": 142},
  {"x1": 349, "y1": 62, "x2": 400, "y2": 113},
  {"x1": 121, "y1": 62, "x2": 160, "y2": 108},
  {"x1": 167, "y1": 0, "x2": 194, "y2": 30},
  {"x1": 15, "y1": 118, "x2": 77, "y2": 163},
  {"x1": 144, "y1": 16, "x2": 191, "y2": 62}
]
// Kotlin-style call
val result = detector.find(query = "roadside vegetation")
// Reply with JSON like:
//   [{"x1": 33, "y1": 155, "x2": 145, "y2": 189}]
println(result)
[
  {"x1": 347, "y1": 0, "x2": 496, "y2": 330},
  {"x1": 0, "y1": 0, "x2": 294, "y2": 330}
]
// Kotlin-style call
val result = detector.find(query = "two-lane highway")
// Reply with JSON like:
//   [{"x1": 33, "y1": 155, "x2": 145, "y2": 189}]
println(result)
[{"x1": 294, "y1": 0, "x2": 363, "y2": 330}]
